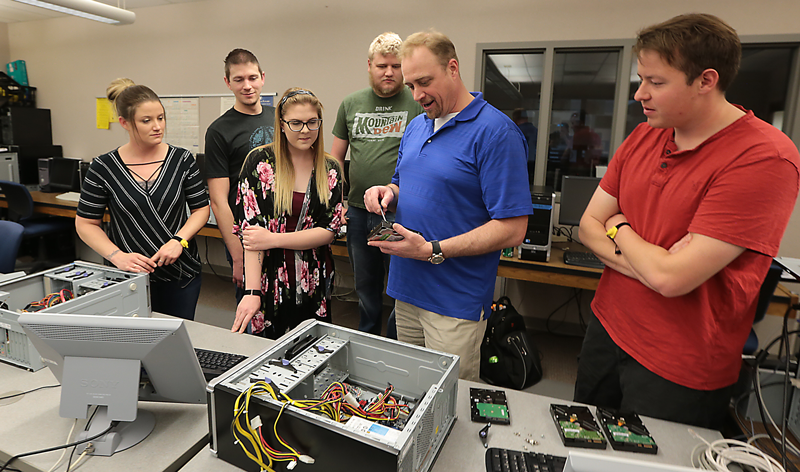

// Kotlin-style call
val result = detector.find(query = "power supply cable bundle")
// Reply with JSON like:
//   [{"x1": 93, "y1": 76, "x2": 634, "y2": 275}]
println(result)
[{"x1": 231, "y1": 379, "x2": 412, "y2": 471}]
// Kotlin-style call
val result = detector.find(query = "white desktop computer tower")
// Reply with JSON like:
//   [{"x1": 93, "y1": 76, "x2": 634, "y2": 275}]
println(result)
[
  {"x1": 0, "y1": 150, "x2": 19, "y2": 182},
  {"x1": 519, "y1": 187, "x2": 555, "y2": 262},
  {"x1": 0, "y1": 261, "x2": 150, "y2": 371}
]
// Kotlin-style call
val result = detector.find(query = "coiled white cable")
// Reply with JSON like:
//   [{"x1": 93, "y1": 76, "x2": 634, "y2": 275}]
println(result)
[{"x1": 689, "y1": 429, "x2": 786, "y2": 472}]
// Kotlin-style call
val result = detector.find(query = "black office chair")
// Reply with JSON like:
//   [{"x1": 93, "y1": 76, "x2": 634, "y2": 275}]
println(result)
[
  {"x1": 742, "y1": 261, "x2": 783, "y2": 355},
  {"x1": 0, "y1": 220, "x2": 24, "y2": 273},
  {"x1": 0, "y1": 180, "x2": 75, "y2": 270}
]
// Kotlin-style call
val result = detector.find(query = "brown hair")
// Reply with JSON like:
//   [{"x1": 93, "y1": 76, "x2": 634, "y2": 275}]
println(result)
[
  {"x1": 224, "y1": 48, "x2": 263, "y2": 80},
  {"x1": 400, "y1": 30, "x2": 458, "y2": 68},
  {"x1": 106, "y1": 78, "x2": 164, "y2": 141},
  {"x1": 633, "y1": 13, "x2": 741, "y2": 91},
  {"x1": 106, "y1": 78, "x2": 162, "y2": 121}
]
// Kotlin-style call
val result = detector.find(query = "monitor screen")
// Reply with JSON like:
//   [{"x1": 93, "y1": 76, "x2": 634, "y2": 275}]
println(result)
[
  {"x1": 18, "y1": 313, "x2": 207, "y2": 456},
  {"x1": 49, "y1": 157, "x2": 81, "y2": 191},
  {"x1": 564, "y1": 450, "x2": 696, "y2": 472},
  {"x1": 558, "y1": 175, "x2": 601, "y2": 226}
]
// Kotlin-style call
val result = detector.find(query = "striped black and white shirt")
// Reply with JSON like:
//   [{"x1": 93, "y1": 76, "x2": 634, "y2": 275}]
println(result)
[{"x1": 77, "y1": 145, "x2": 209, "y2": 282}]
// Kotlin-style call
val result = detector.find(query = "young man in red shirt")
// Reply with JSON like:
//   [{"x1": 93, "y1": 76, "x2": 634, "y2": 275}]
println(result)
[{"x1": 575, "y1": 13, "x2": 800, "y2": 429}]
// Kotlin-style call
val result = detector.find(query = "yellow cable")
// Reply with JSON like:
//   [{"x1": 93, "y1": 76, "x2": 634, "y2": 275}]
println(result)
[
  {"x1": 273, "y1": 402, "x2": 301, "y2": 458},
  {"x1": 232, "y1": 385, "x2": 273, "y2": 471}
]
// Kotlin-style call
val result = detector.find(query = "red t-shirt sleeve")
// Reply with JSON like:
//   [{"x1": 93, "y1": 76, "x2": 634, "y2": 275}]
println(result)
[{"x1": 689, "y1": 153, "x2": 799, "y2": 257}]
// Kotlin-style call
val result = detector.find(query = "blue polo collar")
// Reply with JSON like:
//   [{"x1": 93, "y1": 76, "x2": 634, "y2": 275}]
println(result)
[{"x1": 423, "y1": 92, "x2": 487, "y2": 132}]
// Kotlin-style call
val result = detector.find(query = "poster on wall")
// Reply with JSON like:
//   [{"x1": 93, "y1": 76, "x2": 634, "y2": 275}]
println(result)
[{"x1": 163, "y1": 97, "x2": 200, "y2": 154}]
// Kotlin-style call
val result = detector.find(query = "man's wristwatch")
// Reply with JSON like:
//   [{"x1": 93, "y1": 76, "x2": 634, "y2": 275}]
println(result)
[
  {"x1": 428, "y1": 240, "x2": 445, "y2": 265},
  {"x1": 171, "y1": 235, "x2": 189, "y2": 249},
  {"x1": 606, "y1": 222, "x2": 631, "y2": 240}
]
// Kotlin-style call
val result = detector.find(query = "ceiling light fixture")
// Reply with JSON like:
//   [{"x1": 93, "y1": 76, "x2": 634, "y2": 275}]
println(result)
[{"x1": 12, "y1": 0, "x2": 135, "y2": 25}]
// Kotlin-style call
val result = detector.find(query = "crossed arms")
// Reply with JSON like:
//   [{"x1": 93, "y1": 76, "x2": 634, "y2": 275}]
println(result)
[{"x1": 580, "y1": 187, "x2": 745, "y2": 298}]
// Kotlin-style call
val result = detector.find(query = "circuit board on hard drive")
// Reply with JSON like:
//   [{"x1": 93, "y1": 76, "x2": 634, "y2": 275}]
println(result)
[
  {"x1": 596, "y1": 407, "x2": 658, "y2": 454},
  {"x1": 550, "y1": 404, "x2": 606, "y2": 449}
]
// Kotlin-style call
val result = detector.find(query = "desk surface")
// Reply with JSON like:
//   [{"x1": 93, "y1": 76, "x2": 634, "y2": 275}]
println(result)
[
  {"x1": 5, "y1": 191, "x2": 795, "y2": 310},
  {"x1": 1, "y1": 313, "x2": 725, "y2": 472},
  {"x1": 0, "y1": 314, "x2": 273, "y2": 472},
  {"x1": 0, "y1": 190, "x2": 102, "y2": 221},
  {"x1": 181, "y1": 379, "x2": 722, "y2": 471},
  {"x1": 0, "y1": 190, "x2": 220, "y2": 237},
  {"x1": 3, "y1": 190, "x2": 602, "y2": 287},
  {"x1": 333, "y1": 238, "x2": 605, "y2": 290}
]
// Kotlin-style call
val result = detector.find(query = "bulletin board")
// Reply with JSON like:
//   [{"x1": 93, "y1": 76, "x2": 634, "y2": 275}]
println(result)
[{"x1": 97, "y1": 94, "x2": 276, "y2": 155}]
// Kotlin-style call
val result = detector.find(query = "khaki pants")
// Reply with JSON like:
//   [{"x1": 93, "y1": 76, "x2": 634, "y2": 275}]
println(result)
[{"x1": 394, "y1": 300, "x2": 487, "y2": 381}]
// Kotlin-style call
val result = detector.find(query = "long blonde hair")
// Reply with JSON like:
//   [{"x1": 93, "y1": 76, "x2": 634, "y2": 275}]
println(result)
[{"x1": 273, "y1": 87, "x2": 337, "y2": 215}]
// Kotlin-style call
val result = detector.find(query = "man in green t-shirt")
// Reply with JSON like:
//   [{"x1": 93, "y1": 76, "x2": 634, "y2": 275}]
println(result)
[{"x1": 331, "y1": 32, "x2": 423, "y2": 338}]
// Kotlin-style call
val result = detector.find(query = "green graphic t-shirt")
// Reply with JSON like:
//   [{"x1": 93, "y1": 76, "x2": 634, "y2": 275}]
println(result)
[{"x1": 332, "y1": 87, "x2": 422, "y2": 209}]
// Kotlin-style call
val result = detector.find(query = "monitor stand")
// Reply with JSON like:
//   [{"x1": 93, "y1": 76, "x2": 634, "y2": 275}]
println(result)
[{"x1": 75, "y1": 406, "x2": 156, "y2": 456}]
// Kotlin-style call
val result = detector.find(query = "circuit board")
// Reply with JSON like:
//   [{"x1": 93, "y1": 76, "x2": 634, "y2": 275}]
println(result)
[
  {"x1": 596, "y1": 407, "x2": 658, "y2": 454},
  {"x1": 549, "y1": 404, "x2": 606, "y2": 449},
  {"x1": 470, "y1": 388, "x2": 510, "y2": 425}
]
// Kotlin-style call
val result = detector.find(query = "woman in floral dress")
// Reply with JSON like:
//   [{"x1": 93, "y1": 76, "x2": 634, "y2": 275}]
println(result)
[{"x1": 232, "y1": 88, "x2": 344, "y2": 337}]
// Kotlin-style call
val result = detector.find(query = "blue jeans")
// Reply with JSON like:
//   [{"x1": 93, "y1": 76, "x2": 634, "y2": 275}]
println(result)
[
  {"x1": 150, "y1": 273, "x2": 202, "y2": 320},
  {"x1": 346, "y1": 206, "x2": 396, "y2": 339}
]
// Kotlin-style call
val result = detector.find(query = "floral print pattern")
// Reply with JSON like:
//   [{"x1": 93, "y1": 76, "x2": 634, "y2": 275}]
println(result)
[{"x1": 234, "y1": 145, "x2": 343, "y2": 336}]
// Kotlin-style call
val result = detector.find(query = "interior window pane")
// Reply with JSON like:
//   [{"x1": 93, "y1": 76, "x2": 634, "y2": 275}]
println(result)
[
  {"x1": 728, "y1": 46, "x2": 794, "y2": 129},
  {"x1": 547, "y1": 49, "x2": 619, "y2": 191},
  {"x1": 483, "y1": 52, "x2": 544, "y2": 187}
]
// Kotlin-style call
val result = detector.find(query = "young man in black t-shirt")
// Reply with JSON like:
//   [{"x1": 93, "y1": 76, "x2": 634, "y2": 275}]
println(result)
[{"x1": 205, "y1": 49, "x2": 275, "y2": 304}]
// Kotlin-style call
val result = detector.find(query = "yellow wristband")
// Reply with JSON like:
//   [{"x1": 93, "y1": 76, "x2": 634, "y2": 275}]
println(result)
[
  {"x1": 171, "y1": 235, "x2": 189, "y2": 249},
  {"x1": 606, "y1": 222, "x2": 631, "y2": 240}
]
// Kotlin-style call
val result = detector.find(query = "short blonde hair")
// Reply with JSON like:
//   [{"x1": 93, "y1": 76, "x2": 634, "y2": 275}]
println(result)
[
  {"x1": 368, "y1": 32, "x2": 402, "y2": 60},
  {"x1": 400, "y1": 30, "x2": 458, "y2": 68}
]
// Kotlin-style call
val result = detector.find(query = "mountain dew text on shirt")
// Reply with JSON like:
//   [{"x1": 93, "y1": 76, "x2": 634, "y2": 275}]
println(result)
[{"x1": 352, "y1": 111, "x2": 410, "y2": 139}]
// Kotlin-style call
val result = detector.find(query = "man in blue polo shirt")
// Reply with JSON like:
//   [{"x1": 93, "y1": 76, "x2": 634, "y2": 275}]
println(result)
[{"x1": 364, "y1": 31, "x2": 532, "y2": 381}]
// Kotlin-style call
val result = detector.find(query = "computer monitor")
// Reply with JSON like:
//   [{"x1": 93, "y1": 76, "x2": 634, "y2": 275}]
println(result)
[
  {"x1": 558, "y1": 175, "x2": 601, "y2": 226},
  {"x1": 18, "y1": 313, "x2": 207, "y2": 456},
  {"x1": 564, "y1": 450, "x2": 696, "y2": 472},
  {"x1": 44, "y1": 157, "x2": 81, "y2": 192}
]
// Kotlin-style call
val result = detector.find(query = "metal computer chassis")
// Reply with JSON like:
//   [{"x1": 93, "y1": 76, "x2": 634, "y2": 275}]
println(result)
[
  {"x1": 207, "y1": 321, "x2": 459, "y2": 472},
  {"x1": 0, "y1": 261, "x2": 149, "y2": 370}
]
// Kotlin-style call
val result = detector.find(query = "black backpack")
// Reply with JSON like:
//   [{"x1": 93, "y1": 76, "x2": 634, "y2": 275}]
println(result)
[{"x1": 480, "y1": 296, "x2": 543, "y2": 389}]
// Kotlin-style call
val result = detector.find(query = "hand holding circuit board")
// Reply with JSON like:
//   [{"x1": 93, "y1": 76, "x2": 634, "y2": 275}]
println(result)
[
  {"x1": 367, "y1": 207, "x2": 405, "y2": 242},
  {"x1": 367, "y1": 207, "x2": 423, "y2": 243}
]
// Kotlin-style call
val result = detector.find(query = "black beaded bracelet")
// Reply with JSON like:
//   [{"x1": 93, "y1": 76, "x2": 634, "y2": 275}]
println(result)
[{"x1": 243, "y1": 289, "x2": 261, "y2": 297}]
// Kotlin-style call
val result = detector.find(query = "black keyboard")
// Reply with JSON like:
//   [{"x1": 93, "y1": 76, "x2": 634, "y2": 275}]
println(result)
[
  {"x1": 563, "y1": 251, "x2": 604, "y2": 269},
  {"x1": 486, "y1": 448, "x2": 566, "y2": 472},
  {"x1": 195, "y1": 348, "x2": 247, "y2": 381}
]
